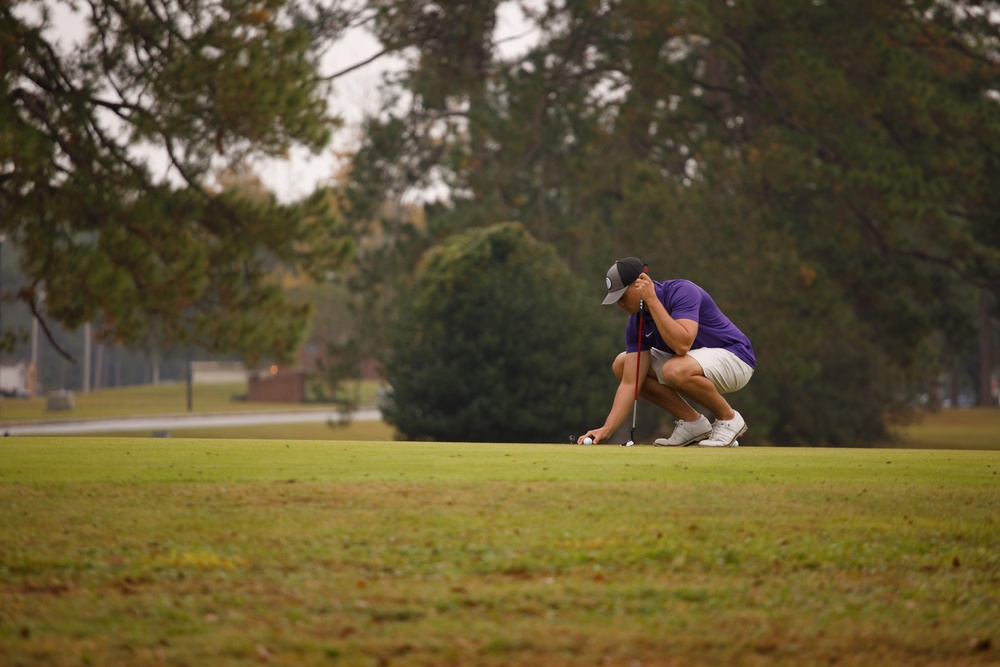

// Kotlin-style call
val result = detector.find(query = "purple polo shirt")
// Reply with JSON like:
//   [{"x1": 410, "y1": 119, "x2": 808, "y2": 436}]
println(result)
[{"x1": 624, "y1": 279, "x2": 756, "y2": 369}]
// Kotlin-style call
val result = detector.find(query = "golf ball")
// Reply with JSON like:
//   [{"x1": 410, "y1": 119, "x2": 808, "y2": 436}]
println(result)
[{"x1": 583, "y1": 437, "x2": 593, "y2": 445}]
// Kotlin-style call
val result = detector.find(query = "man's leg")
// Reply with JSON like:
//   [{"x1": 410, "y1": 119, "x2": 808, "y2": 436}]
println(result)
[
  {"x1": 659, "y1": 355, "x2": 736, "y2": 421},
  {"x1": 660, "y1": 355, "x2": 746, "y2": 447},
  {"x1": 612, "y1": 352, "x2": 701, "y2": 422}
]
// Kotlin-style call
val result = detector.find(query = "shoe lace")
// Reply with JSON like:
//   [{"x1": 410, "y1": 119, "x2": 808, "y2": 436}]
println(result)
[{"x1": 713, "y1": 419, "x2": 735, "y2": 433}]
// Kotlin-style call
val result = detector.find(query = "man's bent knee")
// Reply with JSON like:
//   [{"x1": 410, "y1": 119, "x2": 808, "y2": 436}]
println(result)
[
  {"x1": 661, "y1": 356, "x2": 700, "y2": 388},
  {"x1": 612, "y1": 352, "x2": 627, "y2": 380}
]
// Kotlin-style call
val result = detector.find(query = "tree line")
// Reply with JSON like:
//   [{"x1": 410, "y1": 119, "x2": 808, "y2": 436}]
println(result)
[{"x1": 2, "y1": 0, "x2": 997, "y2": 444}]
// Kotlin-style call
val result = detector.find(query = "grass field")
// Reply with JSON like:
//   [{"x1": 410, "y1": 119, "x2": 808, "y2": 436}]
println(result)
[
  {"x1": 891, "y1": 408, "x2": 1000, "y2": 450},
  {"x1": 4, "y1": 383, "x2": 999, "y2": 449},
  {"x1": 96, "y1": 407, "x2": 1000, "y2": 446},
  {"x1": 0, "y1": 381, "x2": 395, "y2": 441},
  {"x1": 80, "y1": 420, "x2": 399, "y2": 442},
  {"x1": 0, "y1": 381, "x2": 383, "y2": 422},
  {"x1": 1, "y1": 439, "x2": 997, "y2": 666}
]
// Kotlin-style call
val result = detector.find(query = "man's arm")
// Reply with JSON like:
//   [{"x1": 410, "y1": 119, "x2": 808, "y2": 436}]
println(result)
[
  {"x1": 634, "y1": 273, "x2": 698, "y2": 355},
  {"x1": 581, "y1": 351, "x2": 650, "y2": 444}
]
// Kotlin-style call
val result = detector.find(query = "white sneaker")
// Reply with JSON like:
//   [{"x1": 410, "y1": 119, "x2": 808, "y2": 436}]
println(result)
[
  {"x1": 698, "y1": 412, "x2": 747, "y2": 447},
  {"x1": 653, "y1": 415, "x2": 712, "y2": 447}
]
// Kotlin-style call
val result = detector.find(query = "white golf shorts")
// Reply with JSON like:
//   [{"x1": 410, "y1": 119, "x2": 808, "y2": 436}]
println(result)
[{"x1": 650, "y1": 347, "x2": 754, "y2": 394}]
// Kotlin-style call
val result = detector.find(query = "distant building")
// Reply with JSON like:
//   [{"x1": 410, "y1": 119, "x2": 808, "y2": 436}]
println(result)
[
  {"x1": 191, "y1": 361, "x2": 248, "y2": 385},
  {"x1": 247, "y1": 366, "x2": 307, "y2": 403},
  {"x1": 0, "y1": 362, "x2": 31, "y2": 397}
]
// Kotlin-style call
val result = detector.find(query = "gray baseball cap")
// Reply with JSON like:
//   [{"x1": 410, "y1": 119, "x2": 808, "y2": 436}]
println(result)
[{"x1": 602, "y1": 257, "x2": 645, "y2": 305}]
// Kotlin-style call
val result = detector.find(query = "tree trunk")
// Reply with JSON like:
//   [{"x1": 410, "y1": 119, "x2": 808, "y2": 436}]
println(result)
[
  {"x1": 950, "y1": 366, "x2": 960, "y2": 408},
  {"x1": 979, "y1": 292, "x2": 997, "y2": 407}
]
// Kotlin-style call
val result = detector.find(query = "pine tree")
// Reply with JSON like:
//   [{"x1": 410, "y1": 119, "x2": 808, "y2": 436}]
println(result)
[{"x1": 1, "y1": 0, "x2": 350, "y2": 363}]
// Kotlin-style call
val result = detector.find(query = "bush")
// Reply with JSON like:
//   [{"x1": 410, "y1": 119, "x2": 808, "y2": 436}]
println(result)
[{"x1": 381, "y1": 223, "x2": 618, "y2": 442}]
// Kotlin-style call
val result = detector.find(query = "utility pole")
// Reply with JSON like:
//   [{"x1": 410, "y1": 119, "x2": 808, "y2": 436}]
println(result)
[
  {"x1": 82, "y1": 322, "x2": 91, "y2": 393},
  {"x1": 186, "y1": 347, "x2": 193, "y2": 412}
]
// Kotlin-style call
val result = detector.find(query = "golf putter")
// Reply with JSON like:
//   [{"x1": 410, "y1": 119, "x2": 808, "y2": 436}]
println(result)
[{"x1": 623, "y1": 299, "x2": 644, "y2": 447}]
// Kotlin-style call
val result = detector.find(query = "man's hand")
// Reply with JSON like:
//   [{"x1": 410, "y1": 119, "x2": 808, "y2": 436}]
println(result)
[{"x1": 633, "y1": 272, "x2": 655, "y2": 306}]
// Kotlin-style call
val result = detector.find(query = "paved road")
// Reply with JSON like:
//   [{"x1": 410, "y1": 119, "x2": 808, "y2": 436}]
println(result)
[{"x1": 1, "y1": 408, "x2": 383, "y2": 436}]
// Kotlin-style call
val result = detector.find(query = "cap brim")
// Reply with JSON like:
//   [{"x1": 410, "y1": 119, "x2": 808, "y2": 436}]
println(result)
[{"x1": 602, "y1": 287, "x2": 627, "y2": 305}]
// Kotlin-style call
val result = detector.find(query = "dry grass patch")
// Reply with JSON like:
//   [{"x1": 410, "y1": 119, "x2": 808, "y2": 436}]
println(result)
[{"x1": 1, "y1": 442, "x2": 998, "y2": 666}]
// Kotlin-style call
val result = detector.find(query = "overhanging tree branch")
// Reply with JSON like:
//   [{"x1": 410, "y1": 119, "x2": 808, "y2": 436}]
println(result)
[
  {"x1": 322, "y1": 47, "x2": 393, "y2": 80},
  {"x1": 22, "y1": 288, "x2": 75, "y2": 363}
]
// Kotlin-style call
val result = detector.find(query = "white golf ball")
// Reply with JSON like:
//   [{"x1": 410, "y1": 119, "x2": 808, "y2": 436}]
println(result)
[{"x1": 583, "y1": 437, "x2": 593, "y2": 445}]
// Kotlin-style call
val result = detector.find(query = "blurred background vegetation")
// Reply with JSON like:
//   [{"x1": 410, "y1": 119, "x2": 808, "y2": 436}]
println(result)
[{"x1": 2, "y1": 0, "x2": 998, "y2": 445}]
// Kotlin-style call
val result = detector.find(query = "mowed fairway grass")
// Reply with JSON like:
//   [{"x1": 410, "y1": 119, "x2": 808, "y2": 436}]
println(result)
[{"x1": 1, "y1": 442, "x2": 998, "y2": 667}]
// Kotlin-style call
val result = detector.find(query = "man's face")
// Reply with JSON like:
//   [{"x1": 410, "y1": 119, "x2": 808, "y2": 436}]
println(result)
[{"x1": 616, "y1": 282, "x2": 642, "y2": 314}]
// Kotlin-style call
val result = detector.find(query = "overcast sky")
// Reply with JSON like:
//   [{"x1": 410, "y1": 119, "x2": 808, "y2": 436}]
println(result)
[
  {"x1": 41, "y1": 1, "x2": 539, "y2": 203},
  {"x1": 256, "y1": 2, "x2": 539, "y2": 202}
]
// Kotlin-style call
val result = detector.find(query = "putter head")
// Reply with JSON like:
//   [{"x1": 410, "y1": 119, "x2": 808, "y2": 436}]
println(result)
[{"x1": 621, "y1": 440, "x2": 635, "y2": 447}]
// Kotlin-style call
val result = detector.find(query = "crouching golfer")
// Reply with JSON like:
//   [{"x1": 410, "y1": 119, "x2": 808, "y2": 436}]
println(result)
[{"x1": 578, "y1": 257, "x2": 756, "y2": 447}]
